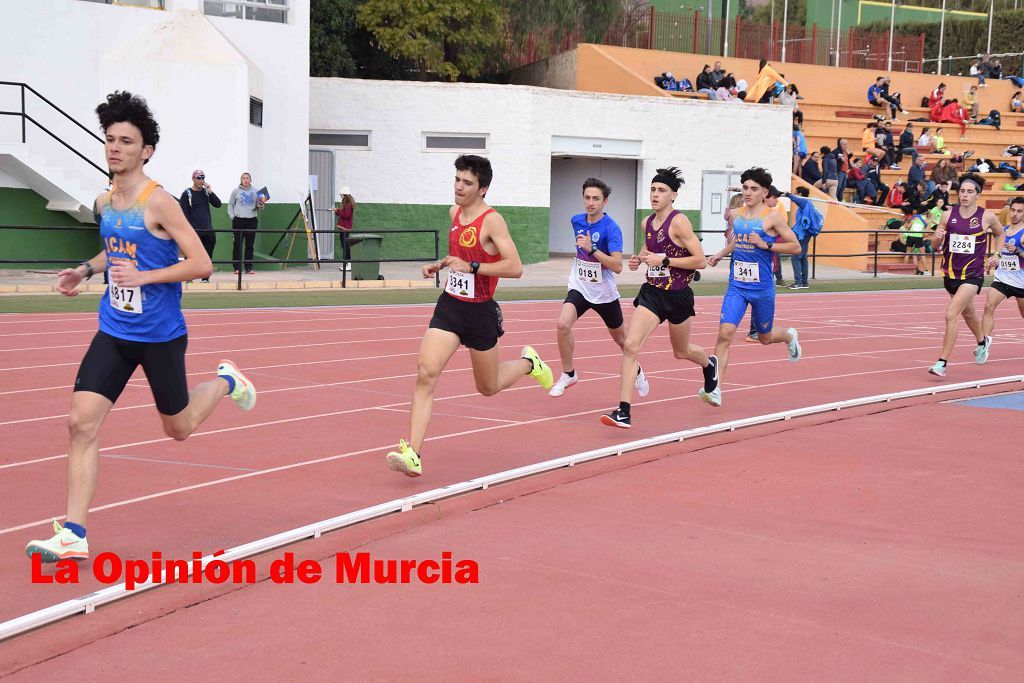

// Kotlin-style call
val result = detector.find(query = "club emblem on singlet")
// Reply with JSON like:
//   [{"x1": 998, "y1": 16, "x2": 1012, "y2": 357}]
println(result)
[
  {"x1": 459, "y1": 226, "x2": 478, "y2": 248},
  {"x1": 970, "y1": 217, "x2": 980, "y2": 228}
]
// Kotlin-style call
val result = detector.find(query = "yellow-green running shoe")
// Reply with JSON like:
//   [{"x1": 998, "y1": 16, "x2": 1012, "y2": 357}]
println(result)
[
  {"x1": 217, "y1": 359, "x2": 256, "y2": 410},
  {"x1": 521, "y1": 346, "x2": 553, "y2": 390},
  {"x1": 386, "y1": 439, "x2": 422, "y2": 477}
]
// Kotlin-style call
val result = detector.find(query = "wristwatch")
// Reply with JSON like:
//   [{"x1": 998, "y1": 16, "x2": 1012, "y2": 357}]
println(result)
[
  {"x1": 589, "y1": 246, "x2": 599, "y2": 256},
  {"x1": 79, "y1": 261, "x2": 94, "y2": 280},
  {"x1": 661, "y1": 257, "x2": 671, "y2": 268},
  {"x1": 470, "y1": 261, "x2": 480, "y2": 274}
]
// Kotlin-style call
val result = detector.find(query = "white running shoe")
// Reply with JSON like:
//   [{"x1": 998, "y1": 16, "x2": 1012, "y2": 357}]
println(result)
[
  {"x1": 928, "y1": 361, "x2": 947, "y2": 377},
  {"x1": 975, "y1": 336, "x2": 991, "y2": 364},
  {"x1": 549, "y1": 372, "x2": 578, "y2": 397},
  {"x1": 786, "y1": 327, "x2": 802, "y2": 362},
  {"x1": 217, "y1": 359, "x2": 256, "y2": 410},
  {"x1": 698, "y1": 387, "x2": 722, "y2": 407},
  {"x1": 25, "y1": 519, "x2": 88, "y2": 562},
  {"x1": 635, "y1": 368, "x2": 650, "y2": 398}
]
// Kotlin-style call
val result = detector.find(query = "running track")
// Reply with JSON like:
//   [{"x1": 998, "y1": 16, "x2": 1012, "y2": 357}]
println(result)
[{"x1": 2, "y1": 289, "x2": 1023, "y2": 663}]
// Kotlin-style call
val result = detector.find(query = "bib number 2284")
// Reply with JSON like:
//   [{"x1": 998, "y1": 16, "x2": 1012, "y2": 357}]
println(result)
[
  {"x1": 109, "y1": 284, "x2": 142, "y2": 314},
  {"x1": 445, "y1": 270, "x2": 475, "y2": 299},
  {"x1": 949, "y1": 234, "x2": 975, "y2": 255}
]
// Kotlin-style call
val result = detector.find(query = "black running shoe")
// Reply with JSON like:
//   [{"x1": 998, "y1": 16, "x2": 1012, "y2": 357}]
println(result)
[
  {"x1": 600, "y1": 409, "x2": 631, "y2": 429},
  {"x1": 703, "y1": 355, "x2": 719, "y2": 394}
]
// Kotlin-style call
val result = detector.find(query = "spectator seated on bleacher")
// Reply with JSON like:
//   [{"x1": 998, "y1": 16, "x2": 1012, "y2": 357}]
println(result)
[
  {"x1": 1011, "y1": 91, "x2": 1022, "y2": 113},
  {"x1": 800, "y1": 149, "x2": 822, "y2": 189},
  {"x1": 926, "y1": 83, "x2": 946, "y2": 109},
  {"x1": 696, "y1": 64, "x2": 717, "y2": 100},
  {"x1": 918, "y1": 127, "x2": 935, "y2": 153},
  {"x1": 885, "y1": 181, "x2": 905, "y2": 209}
]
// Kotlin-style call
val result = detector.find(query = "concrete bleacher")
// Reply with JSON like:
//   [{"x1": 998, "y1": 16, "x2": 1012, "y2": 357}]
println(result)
[{"x1": 514, "y1": 43, "x2": 1023, "y2": 273}]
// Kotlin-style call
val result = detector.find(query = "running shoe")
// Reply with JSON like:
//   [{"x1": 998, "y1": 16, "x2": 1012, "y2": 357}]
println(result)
[
  {"x1": 600, "y1": 409, "x2": 631, "y2": 429},
  {"x1": 521, "y1": 346, "x2": 553, "y2": 390},
  {"x1": 745, "y1": 334, "x2": 760, "y2": 343},
  {"x1": 975, "y1": 336, "x2": 992, "y2": 364},
  {"x1": 928, "y1": 361, "x2": 947, "y2": 377},
  {"x1": 25, "y1": 520, "x2": 88, "y2": 563},
  {"x1": 698, "y1": 387, "x2": 722, "y2": 407},
  {"x1": 217, "y1": 360, "x2": 257, "y2": 410},
  {"x1": 635, "y1": 367, "x2": 650, "y2": 398},
  {"x1": 549, "y1": 372, "x2": 578, "y2": 397},
  {"x1": 385, "y1": 439, "x2": 422, "y2": 477},
  {"x1": 786, "y1": 327, "x2": 802, "y2": 362},
  {"x1": 705, "y1": 355, "x2": 720, "y2": 391}
]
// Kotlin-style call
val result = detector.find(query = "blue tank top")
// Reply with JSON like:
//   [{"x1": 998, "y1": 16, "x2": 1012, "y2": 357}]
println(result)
[
  {"x1": 97, "y1": 181, "x2": 187, "y2": 342},
  {"x1": 730, "y1": 207, "x2": 776, "y2": 290}
]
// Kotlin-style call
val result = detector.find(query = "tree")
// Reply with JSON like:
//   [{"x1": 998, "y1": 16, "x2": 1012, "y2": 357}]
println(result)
[
  {"x1": 356, "y1": 0, "x2": 508, "y2": 81},
  {"x1": 310, "y1": 0, "x2": 358, "y2": 77}
]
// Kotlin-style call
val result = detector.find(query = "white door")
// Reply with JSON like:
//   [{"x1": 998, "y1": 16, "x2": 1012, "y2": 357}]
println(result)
[
  {"x1": 549, "y1": 157, "x2": 637, "y2": 255},
  {"x1": 700, "y1": 171, "x2": 741, "y2": 256},
  {"x1": 308, "y1": 149, "x2": 335, "y2": 260}
]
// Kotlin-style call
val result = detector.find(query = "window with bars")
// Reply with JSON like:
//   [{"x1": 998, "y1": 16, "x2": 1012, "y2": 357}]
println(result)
[
  {"x1": 203, "y1": 0, "x2": 288, "y2": 24},
  {"x1": 249, "y1": 97, "x2": 263, "y2": 127}
]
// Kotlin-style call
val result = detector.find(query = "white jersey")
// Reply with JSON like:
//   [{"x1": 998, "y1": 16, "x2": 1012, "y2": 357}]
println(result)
[
  {"x1": 567, "y1": 213, "x2": 622, "y2": 304},
  {"x1": 995, "y1": 225, "x2": 1024, "y2": 289}
]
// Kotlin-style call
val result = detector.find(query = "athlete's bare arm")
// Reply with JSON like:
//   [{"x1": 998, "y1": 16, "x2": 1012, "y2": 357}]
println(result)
[
  {"x1": 575, "y1": 232, "x2": 622, "y2": 274},
  {"x1": 445, "y1": 211, "x2": 524, "y2": 279},
  {"x1": 931, "y1": 210, "x2": 950, "y2": 250},
  {"x1": 663, "y1": 213, "x2": 706, "y2": 270},
  {"x1": 984, "y1": 212, "x2": 1006, "y2": 270},
  {"x1": 108, "y1": 189, "x2": 212, "y2": 287},
  {"x1": 754, "y1": 211, "x2": 801, "y2": 255},
  {"x1": 708, "y1": 236, "x2": 737, "y2": 267}
]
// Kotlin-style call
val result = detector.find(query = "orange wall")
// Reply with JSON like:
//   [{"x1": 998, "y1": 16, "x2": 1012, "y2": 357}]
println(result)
[{"x1": 576, "y1": 44, "x2": 1015, "y2": 108}]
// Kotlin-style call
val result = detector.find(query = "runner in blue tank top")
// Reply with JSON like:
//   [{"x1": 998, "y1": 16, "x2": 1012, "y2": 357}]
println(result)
[
  {"x1": 980, "y1": 196, "x2": 1024, "y2": 360},
  {"x1": 600, "y1": 167, "x2": 719, "y2": 429},
  {"x1": 701, "y1": 168, "x2": 802, "y2": 408},
  {"x1": 927, "y1": 173, "x2": 1005, "y2": 376},
  {"x1": 25, "y1": 92, "x2": 257, "y2": 564}
]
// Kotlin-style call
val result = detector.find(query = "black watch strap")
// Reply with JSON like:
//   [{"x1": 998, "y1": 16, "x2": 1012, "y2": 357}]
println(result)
[
  {"x1": 80, "y1": 261, "x2": 95, "y2": 280},
  {"x1": 662, "y1": 257, "x2": 671, "y2": 268},
  {"x1": 589, "y1": 246, "x2": 599, "y2": 256},
  {"x1": 470, "y1": 261, "x2": 480, "y2": 275}
]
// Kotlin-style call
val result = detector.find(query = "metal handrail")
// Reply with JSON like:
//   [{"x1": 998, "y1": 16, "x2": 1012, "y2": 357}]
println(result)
[{"x1": 0, "y1": 81, "x2": 107, "y2": 177}]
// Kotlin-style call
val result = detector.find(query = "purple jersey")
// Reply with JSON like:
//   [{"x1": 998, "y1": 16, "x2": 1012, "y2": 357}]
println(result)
[
  {"x1": 942, "y1": 206, "x2": 987, "y2": 279},
  {"x1": 644, "y1": 210, "x2": 694, "y2": 291}
]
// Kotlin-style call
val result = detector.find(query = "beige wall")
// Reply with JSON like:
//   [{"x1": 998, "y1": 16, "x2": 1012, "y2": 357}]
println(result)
[{"x1": 508, "y1": 50, "x2": 578, "y2": 90}]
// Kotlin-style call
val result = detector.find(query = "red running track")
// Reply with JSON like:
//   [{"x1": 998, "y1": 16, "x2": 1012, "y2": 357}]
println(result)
[{"x1": 1, "y1": 289, "x2": 1023, "y2": 674}]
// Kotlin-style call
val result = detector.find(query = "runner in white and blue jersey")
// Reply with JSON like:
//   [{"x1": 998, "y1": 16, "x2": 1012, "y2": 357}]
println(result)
[
  {"x1": 701, "y1": 168, "x2": 802, "y2": 407},
  {"x1": 25, "y1": 92, "x2": 256, "y2": 564},
  {"x1": 979, "y1": 196, "x2": 1024, "y2": 361},
  {"x1": 550, "y1": 178, "x2": 649, "y2": 398}
]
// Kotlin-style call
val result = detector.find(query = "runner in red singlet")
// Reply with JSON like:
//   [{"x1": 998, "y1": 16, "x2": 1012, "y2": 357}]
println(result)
[{"x1": 385, "y1": 155, "x2": 553, "y2": 477}]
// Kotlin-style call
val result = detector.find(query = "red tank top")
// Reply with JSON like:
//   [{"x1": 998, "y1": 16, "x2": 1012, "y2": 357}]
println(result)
[{"x1": 447, "y1": 207, "x2": 502, "y2": 302}]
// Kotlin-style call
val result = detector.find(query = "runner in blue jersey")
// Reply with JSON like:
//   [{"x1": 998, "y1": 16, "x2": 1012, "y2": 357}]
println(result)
[
  {"x1": 25, "y1": 92, "x2": 256, "y2": 563},
  {"x1": 601, "y1": 167, "x2": 718, "y2": 429},
  {"x1": 549, "y1": 177, "x2": 648, "y2": 398},
  {"x1": 701, "y1": 167, "x2": 802, "y2": 407},
  {"x1": 979, "y1": 196, "x2": 1024, "y2": 361}
]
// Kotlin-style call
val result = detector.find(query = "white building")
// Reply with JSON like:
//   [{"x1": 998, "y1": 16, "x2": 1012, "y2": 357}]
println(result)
[
  {"x1": 0, "y1": 0, "x2": 308, "y2": 265},
  {"x1": 310, "y1": 78, "x2": 792, "y2": 263}
]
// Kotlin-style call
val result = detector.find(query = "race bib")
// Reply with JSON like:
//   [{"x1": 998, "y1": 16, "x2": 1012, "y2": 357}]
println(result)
[
  {"x1": 574, "y1": 257, "x2": 602, "y2": 284},
  {"x1": 108, "y1": 284, "x2": 142, "y2": 314},
  {"x1": 646, "y1": 254, "x2": 668, "y2": 280},
  {"x1": 949, "y1": 234, "x2": 975, "y2": 254},
  {"x1": 733, "y1": 261, "x2": 760, "y2": 283},
  {"x1": 445, "y1": 270, "x2": 475, "y2": 299},
  {"x1": 999, "y1": 255, "x2": 1020, "y2": 271}
]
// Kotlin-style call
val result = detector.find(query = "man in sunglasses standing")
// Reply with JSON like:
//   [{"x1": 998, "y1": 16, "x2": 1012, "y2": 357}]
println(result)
[{"x1": 179, "y1": 169, "x2": 221, "y2": 282}]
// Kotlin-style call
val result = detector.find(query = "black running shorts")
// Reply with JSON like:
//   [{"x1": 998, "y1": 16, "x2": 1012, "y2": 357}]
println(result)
[
  {"x1": 633, "y1": 282, "x2": 695, "y2": 325},
  {"x1": 563, "y1": 289, "x2": 624, "y2": 329},
  {"x1": 428, "y1": 292, "x2": 504, "y2": 351},
  {"x1": 992, "y1": 280, "x2": 1024, "y2": 299},
  {"x1": 74, "y1": 330, "x2": 189, "y2": 415},
  {"x1": 943, "y1": 276, "x2": 983, "y2": 296}
]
